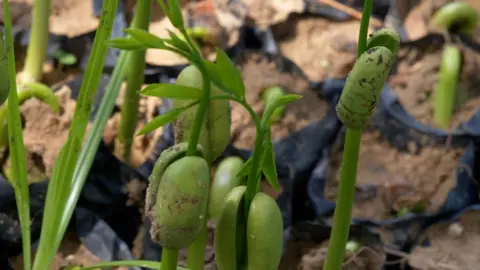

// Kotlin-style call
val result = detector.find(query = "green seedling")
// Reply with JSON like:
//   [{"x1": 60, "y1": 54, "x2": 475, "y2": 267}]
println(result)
[
  {"x1": 90, "y1": 0, "x2": 301, "y2": 269},
  {"x1": 431, "y1": 2, "x2": 478, "y2": 36},
  {"x1": 23, "y1": 0, "x2": 51, "y2": 83},
  {"x1": 52, "y1": 49, "x2": 78, "y2": 67},
  {"x1": 263, "y1": 86, "x2": 286, "y2": 124},
  {"x1": 345, "y1": 240, "x2": 361, "y2": 253},
  {"x1": 431, "y1": 3, "x2": 477, "y2": 129},
  {"x1": 396, "y1": 203, "x2": 426, "y2": 217},
  {"x1": 322, "y1": 1, "x2": 400, "y2": 269}
]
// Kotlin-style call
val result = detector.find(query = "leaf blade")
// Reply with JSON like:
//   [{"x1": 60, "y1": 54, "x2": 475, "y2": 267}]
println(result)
[
  {"x1": 140, "y1": 84, "x2": 203, "y2": 100},
  {"x1": 261, "y1": 135, "x2": 280, "y2": 190},
  {"x1": 215, "y1": 48, "x2": 245, "y2": 97},
  {"x1": 137, "y1": 106, "x2": 188, "y2": 135}
]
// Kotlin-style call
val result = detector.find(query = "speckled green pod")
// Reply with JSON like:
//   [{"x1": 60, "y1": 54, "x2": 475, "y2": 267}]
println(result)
[
  {"x1": 336, "y1": 46, "x2": 395, "y2": 129},
  {"x1": 246, "y1": 192, "x2": 283, "y2": 270},
  {"x1": 208, "y1": 157, "x2": 245, "y2": 220},
  {"x1": 145, "y1": 142, "x2": 209, "y2": 249},
  {"x1": 173, "y1": 64, "x2": 231, "y2": 163},
  {"x1": 214, "y1": 187, "x2": 283, "y2": 270}
]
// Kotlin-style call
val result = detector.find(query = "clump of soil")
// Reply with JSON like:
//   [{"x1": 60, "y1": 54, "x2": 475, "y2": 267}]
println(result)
[
  {"x1": 325, "y1": 131, "x2": 465, "y2": 221},
  {"x1": 11, "y1": 231, "x2": 128, "y2": 270},
  {"x1": 242, "y1": 0, "x2": 304, "y2": 29},
  {"x1": 390, "y1": 44, "x2": 480, "y2": 130},
  {"x1": 404, "y1": 0, "x2": 480, "y2": 43},
  {"x1": 0, "y1": 0, "x2": 99, "y2": 37},
  {"x1": 231, "y1": 52, "x2": 329, "y2": 149},
  {"x1": 409, "y1": 210, "x2": 480, "y2": 270},
  {"x1": 272, "y1": 15, "x2": 373, "y2": 81},
  {"x1": 281, "y1": 237, "x2": 384, "y2": 270}
]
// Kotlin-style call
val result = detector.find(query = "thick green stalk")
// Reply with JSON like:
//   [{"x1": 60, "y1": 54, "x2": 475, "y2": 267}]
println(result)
[
  {"x1": 115, "y1": 0, "x2": 152, "y2": 162},
  {"x1": 322, "y1": 128, "x2": 361, "y2": 270},
  {"x1": 23, "y1": 0, "x2": 51, "y2": 83},
  {"x1": 3, "y1": 2, "x2": 31, "y2": 269},
  {"x1": 160, "y1": 248, "x2": 179, "y2": 270},
  {"x1": 243, "y1": 126, "x2": 264, "y2": 216},
  {"x1": 433, "y1": 45, "x2": 461, "y2": 129},
  {"x1": 187, "y1": 218, "x2": 208, "y2": 270},
  {"x1": 357, "y1": 0, "x2": 374, "y2": 58}
]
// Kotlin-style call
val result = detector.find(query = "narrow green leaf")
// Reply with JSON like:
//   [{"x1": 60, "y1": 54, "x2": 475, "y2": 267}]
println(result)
[
  {"x1": 203, "y1": 60, "x2": 235, "y2": 95},
  {"x1": 124, "y1": 28, "x2": 167, "y2": 49},
  {"x1": 215, "y1": 48, "x2": 245, "y2": 97},
  {"x1": 107, "y1": 37, "x2": 147, "y2": 50},
  {"x1": 262, "y1": 94, "x2": 302, "y2": 125},
  {"x1": 3, "y1": 2, "x2": 31, "y2": 269},
  {"x1": 261, "y1": 135, "x2": 280, "y2": 190},
  {"x1": 166, "y1": 0, "x2": 185, "y2": 29},
  {"x1": 237, "y1": 157, "x2": 253, "y2": 178},
  {"x1": 140, "y1": 84, "x2": 203, "y2": 99},
  {"x1": 166, "y1": 30, "x2": 191, "y2": 54},
  {"x1": 137, "y1": 107, "x2": 188, "y2": 135}
]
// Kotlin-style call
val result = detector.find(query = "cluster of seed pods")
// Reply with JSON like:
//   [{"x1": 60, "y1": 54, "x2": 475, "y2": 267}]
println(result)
[{"x1": 145, "y1": 65, "x2": 284, "y2": 269}]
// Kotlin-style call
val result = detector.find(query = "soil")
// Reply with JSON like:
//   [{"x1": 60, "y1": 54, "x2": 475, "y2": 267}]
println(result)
[
  {"x1": 11, "y1": 231, "x2": 128, "y2": 270},
  {"x1": 281, "y1": 237, "x2": 384, "y2": 270},
  {"x1": 389, "y1": 43, "x2": 480, "y2": 130},
  {"x1": 242, "y1": 0, "x2": 304, "y2": 29},
  {"x1": 408, "y1": 210, "x2": 480, "y2": 270},
  {"x1": 404, "y1": 0, "x2": 480, "y2": 43},
  {"x1": 272, "y1": 15, "x2": 373, "y2": 81},
  {"x1": 0, "y1": 0, "x2": 99, "y2": 37},
  {"x1": 325, "y1": 130, "x2": 465, "y2": 221},
  {"x1": 230, "y1": 52, "x2": 329, "y2": 150},
  {"x1": 1, "y1": 81, "x2": 164, "y2": 183}
]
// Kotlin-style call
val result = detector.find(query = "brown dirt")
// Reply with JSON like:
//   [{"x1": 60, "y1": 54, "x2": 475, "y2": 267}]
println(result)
[
  {"x1": 0, "y1": 0, "x2": 99, "y2": 37},
  {"x1": 409, "y1": 210, "x2": 480, "y2": 270},
  {"x1": 272, "y1": 15, "x2": 373, "y2": 81},
  {"x1": 11, "y1": 231, "x2": 128, "y2": 270},
  {"x1": 281, "y1": 237, "x2": 384, "y2": 270},
  {"x1": 231, "y1": 52, "x2": 329, "y2": 149},
  {"x1": 242, "y1": 0, "x2": 304, "y2": 29},
  {"x1": 404, "y1": 0, "x2": 480, "y2": 43},
  {"x1": 325, "y1": 131, "x2": 465, "y2": 221},
  {"x1": 389, "y1": 44, "x2": 480, "y2": 130}
]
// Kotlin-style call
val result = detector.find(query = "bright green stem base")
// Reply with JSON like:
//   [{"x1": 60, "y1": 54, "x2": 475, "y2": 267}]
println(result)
[
  {"x1": 115, "y1": 0, "x2": 152, "y2": 162},
  {"x1": 23, "y1": 0, "x2": 51, "y2": 83},
  {"x1": 187, "y1": 218, "x2": 208, "y2": 270},
  {"x1": 433, "y1": 45, "x2": 461, "y2": 129},
  {"x1": 322, "y1": 128, "x2": 361, "y2": 270},
  {"x1": 161, "y1": 248, "x2": 179, "y2": 270}
]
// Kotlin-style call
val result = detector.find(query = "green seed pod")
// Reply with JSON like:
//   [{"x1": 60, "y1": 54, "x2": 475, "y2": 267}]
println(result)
[
  {"x1": 262, "y1": 86, "x2": 286, "y2": 124},
  {"x1": 146, "y1": 142, "x2": 209, "y2": 249},
  {"x1": 173, "y1": 64, "x2": 231, "y2": 163},
  {"x1": 246, "y1": 192, "x2": 283, "y2": 270},
  {"x1": 336, "y1": 28, "x2": 400, "y2": 129},
  {"x1": 214, "y1": 187, "x2": 283, "y2": 270},
  {"x1": 431, "y1": 2, "x2": 478, "y2": 36},
  {"x1": 209, "y1": 157, "x2": 245, "y2": 220}
]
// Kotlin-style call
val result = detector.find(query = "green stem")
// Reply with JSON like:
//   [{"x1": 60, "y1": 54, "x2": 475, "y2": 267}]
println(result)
[
  {"x1": 433, "y1": 45, "x2": 461, "y2": 129},
  {"x1": 187, "y1": 218, "x2": 208, "y2": 270},
  {"x1": 322, "y1": 128, "x2": 361, "y2": 270},
  {"x1": 23, "y1": 0, "x2": 51, "y2": 83},
  {"x1": 160, "y1": 248, "x2": 179, "y2": 270},
  {"x1": 115, "y1": 0, "x2": 152, "y2": 163},
  {"x1": 243, "y1": 126, "x2": 264, "y2": 216},
  {"x1": 357, "y1": 0, "x2": 374, "y2": 58}
]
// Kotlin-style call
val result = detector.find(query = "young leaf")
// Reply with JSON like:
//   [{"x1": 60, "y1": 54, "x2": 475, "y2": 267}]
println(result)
[
  {"x1": 237, "y1": 156, "x2": 253, "y2": 178},
  {"x1": 203, "y1": 60, "x2": 237, "y2": 95},
  {"x1": 107, "y1": 37, "x2": 147, "y2": 50},
  {"x1": 166, "y1": 30, "x2": 191, "y2": 54},
  {"x1": 262, "y1": 94, "x2": 302, "y2": 125},
  {"x1": 124, "y1": 28, "x2": 167, "y2": 49},
  {"x1": 215, "y1": 48, "x2": 245, "y2": 97},
  {"x1": 166, "y1": 0, "x2": 185, "y2": 29},
  {"x1": 137, "y1": 106, "x2": 188, "y2": 135},
  {"x1": 261, "y1": 135, "x2": 280, "y2": 190},
  {"x1": 140, "y1": 84, "x2": 203, "y2": 99}
]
